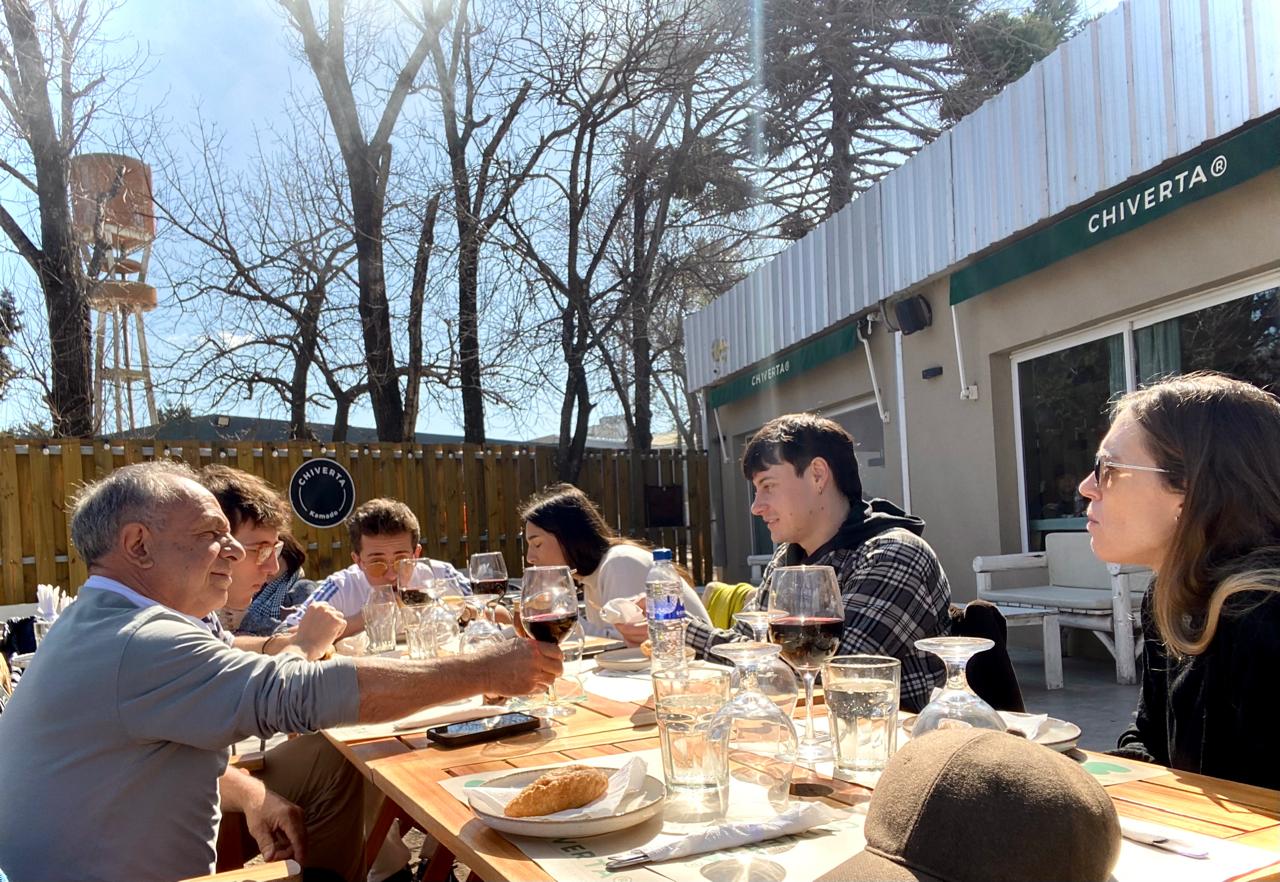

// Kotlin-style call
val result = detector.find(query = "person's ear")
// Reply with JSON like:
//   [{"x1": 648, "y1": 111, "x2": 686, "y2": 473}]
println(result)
[
  {"x1": 120, "y1": 522, "x2": 154, "y2": 569},
  {"x1": 351, "y1": 550, "x2": 360, "y2": 566},
  {"x1": 413, "y1": 544, "x2": 422, "y2": 559},
  {"x1": 808, "y1": 457, "x2": 831, "y2": 494}
]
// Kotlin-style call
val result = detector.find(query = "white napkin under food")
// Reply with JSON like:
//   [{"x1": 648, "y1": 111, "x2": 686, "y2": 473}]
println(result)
[
  {"x1": 469, "y1": 756, "x2": 648, "y2": 819},
  {"x1": 617, "y1": 802, "x2": 847, "y2": 865},
  {"x1": 999, "y1": 711, "x2": 1049, "y2": 739},
  {"x1": 601, "y1": 597, "x2": 645, "y2": 626}
]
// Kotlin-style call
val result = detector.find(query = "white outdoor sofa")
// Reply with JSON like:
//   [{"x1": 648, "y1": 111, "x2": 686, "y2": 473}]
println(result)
[{"x1": 972, "y1": 532, "x2": 1149, "y2": 685}]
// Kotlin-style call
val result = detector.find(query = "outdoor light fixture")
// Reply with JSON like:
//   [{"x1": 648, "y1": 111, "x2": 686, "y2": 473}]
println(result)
[{"x1": 213, "y1": 415, "x2": 232, "y2": 428}]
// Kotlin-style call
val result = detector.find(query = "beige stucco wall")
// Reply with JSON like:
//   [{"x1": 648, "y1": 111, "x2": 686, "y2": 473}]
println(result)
[
  {"x1": 708, "y1": 319, "x2": 901, "y2": 582},
  {"x1": 704, "y1": 167, "x2": 1280, "y2": 597},
  {"x1": 904, "y1": 168, "x2": 1280, "y2": 600}
]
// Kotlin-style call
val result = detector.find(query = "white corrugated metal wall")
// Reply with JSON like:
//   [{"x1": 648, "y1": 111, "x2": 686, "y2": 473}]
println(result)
[{"x1": 685, "y1": 0, "x2": 1280, "y2": 394}]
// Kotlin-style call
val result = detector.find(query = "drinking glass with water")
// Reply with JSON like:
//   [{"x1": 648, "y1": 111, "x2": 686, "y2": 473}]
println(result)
[
  {"x1": 824, "y1": 655, "x2": 900, "y2": 774},
  {"x1": 652, "y1": 665, "x2": 730, "y2": 823}
]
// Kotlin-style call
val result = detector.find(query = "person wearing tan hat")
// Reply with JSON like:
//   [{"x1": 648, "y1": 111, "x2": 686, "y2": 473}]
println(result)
[{"x1": 818, "y1": 729, "x2": 1121, "y2": 882}]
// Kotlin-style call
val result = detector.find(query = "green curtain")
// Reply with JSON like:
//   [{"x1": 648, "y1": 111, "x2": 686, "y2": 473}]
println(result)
[
  {"x1": 1107, "y1": 334, "x2": 1127, "y2": 396},
  {"x1": 1135, "y1": 319, "x2": 1182, "y2": 385}
]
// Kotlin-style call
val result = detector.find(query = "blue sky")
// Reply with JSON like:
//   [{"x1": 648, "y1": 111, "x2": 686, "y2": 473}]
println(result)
[{"x1": 1, "y1": 0, "x2": 1125, "y2": 438}]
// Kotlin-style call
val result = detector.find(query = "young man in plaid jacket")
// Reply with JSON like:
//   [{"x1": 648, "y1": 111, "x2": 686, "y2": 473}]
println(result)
[{"x1": 689, "y1": 413, "x2": 951, "y2": 711}]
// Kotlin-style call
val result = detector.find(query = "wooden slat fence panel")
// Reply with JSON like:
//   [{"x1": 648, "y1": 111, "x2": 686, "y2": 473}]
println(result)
[{"x1": 0, "y1": 440, "x2": 713, "y2": 599}]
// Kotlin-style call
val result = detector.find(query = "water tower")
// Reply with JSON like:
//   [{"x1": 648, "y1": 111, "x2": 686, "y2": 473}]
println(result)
[{"x1": 69, "y1": 153, "x2": 159, "y2": 433}]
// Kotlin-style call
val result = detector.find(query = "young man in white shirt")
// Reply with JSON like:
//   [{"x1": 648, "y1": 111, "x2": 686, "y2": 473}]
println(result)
[{"x1": 283, "y1": 497, "x2": 469, "y2": 636}]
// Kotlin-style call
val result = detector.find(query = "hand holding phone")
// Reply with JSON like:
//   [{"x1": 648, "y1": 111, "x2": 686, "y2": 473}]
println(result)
[{"x1": 426, "y1": 712, "x2": 540, "y2": 747}]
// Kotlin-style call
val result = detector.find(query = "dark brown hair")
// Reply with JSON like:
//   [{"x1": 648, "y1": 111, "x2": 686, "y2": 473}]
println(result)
[
  {"x1": 519, "y1": 484, "x2": 619, "y2": 576},
  {"x1": 742, "y1": 413, "x2": 863, "y2": 502},
  {"x1": 1116, "y1": 372, "x2": 1280, "y2": 655},
  {"x1": 348, "y1": 498, "x2": 420, "y2": 552},
  {"x1": 278, "y1": 531, "x2": 307, "y2": 573},
  {"x1": 196, "y1": 465, "x2": 290, "y2": 533},
  {"x1": 520, "y1": 484, "x2": 695, "y2": 584}
]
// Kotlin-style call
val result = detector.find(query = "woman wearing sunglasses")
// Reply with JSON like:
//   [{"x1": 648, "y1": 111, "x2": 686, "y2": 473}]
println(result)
[{"x1": 1079, "y1": 372, "x2": 1280, "y2": 790}]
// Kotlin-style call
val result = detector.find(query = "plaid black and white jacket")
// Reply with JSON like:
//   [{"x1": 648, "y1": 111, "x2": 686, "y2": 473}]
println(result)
[{"x1": 685, "y1": 527, "x2": 951, "y2": 712}]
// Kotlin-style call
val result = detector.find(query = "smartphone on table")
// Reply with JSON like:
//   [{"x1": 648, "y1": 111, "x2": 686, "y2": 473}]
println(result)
[{"x1": 425, "y1": 712, "x2": 540, "y2": 747}]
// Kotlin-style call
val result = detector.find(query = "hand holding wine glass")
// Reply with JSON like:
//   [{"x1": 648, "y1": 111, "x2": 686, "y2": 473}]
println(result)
[
  {"x1": 768, "y1": 565, "x2": 842, "y2": 762},
  {"x1": 520, "y1": 565, "x2": 579, "y2": 717}
]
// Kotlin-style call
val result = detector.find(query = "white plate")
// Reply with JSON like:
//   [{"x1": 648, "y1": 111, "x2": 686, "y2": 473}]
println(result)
[
  {"x1": 1002, "y1": 712, "x2": 1082, "y2": 752},
  {"x1": 594, "y1": 647, "x2": 651, "y2": 672},
  {"x1": 467, "y1": 768, "x2": 666, "y2": 838},
  {"x1": 902, "y1": 713, "x2": 1082, "y2": 752},
  {"x1": 594, "y1": 647, "x2": 698, "y2": 672}
]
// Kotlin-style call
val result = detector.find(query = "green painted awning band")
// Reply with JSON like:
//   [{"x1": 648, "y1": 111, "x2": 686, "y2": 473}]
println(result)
[
  {"x1": 950, "y1": 112, "x2": 1280, "y2": 306},
  {"x1": 707, "y1": 324, "x2": 860, "y2": 409}
]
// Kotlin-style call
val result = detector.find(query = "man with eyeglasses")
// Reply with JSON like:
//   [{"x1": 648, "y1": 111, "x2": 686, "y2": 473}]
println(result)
[
  {"x1": 197, "y1": 465, "x2": 345, "y2": 658},
  {"x1": 281, "y1": 497, "x2": 471, "y2": 638},
  {"x1": 0, "y1": 461, "x2": 562, "y2": 882}
]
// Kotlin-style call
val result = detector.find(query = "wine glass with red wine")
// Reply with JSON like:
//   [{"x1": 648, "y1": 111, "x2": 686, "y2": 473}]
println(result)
[
  {"x1": 768, "y1": 565, "x2": 842, "y2": 762},
  {"x1": 519, "y1": 565, "x2": 579, "y2": 718},
  {"x1": 469, "y1": 552, "x2": 510, "y2": 598}
]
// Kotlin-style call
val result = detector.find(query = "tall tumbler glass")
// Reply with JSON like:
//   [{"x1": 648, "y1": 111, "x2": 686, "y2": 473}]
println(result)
[
  {"x1": 824, "y1": 655, "x2": 900, "y2": 775},
  {"x1": 652, "y1": 665, "x2": 731, "y2": 824},
  {"x1": 361, "y1": 587, "x2": 398, "y2": 654}
]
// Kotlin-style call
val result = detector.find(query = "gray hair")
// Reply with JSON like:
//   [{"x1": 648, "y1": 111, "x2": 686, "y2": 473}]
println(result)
[{"x1": 70, "y1": 461, "x2": 201, "y2": 565}]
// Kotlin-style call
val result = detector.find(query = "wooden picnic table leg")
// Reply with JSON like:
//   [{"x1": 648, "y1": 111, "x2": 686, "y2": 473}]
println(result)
[{"x1": 422, "y1": 843, "x2": 459, "y2": 882}]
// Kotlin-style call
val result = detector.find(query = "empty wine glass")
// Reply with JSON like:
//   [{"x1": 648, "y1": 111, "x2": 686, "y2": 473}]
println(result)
[
  {"x1": 520, "y1": 565, "x2": 579, "y2": 718},
  {"x1": 768, "y1": 565, "x2": 842, "y2": 763},
  {"x1": 732, "y1": 588, "x2": 780, "y2": 642},
  {"x1": 469, "y1": 552, "x2": 510, "y2": 597},
  {"x1": 459, "y1": 593, "x2": 505, "y2": 655},
  {"x1": 709, "y1": 642, "x2": 798, "y2": 822},
  {"x1": 911, "y1": 637, "x2": 1005, "y2": 735}
]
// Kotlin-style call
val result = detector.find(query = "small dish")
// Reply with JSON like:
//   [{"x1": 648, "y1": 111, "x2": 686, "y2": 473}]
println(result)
[
  {"x1": 902, "y1": 713, "x2": 1082, "y2": 753},
  {"x1": 594, "y1": 646, "x2": 697, "y2": 672},
  {"x1": 594, "y1": 647, "x2": 650, "y2": 672},
  {"x1": 468, "y1": 768, "x2": 665, "y2": 838}
]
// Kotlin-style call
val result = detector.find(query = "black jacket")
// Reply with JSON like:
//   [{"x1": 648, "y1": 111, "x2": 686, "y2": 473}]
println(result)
[{"x1": 1113, "y1": 587, "x2": 1280, "y2": 790}]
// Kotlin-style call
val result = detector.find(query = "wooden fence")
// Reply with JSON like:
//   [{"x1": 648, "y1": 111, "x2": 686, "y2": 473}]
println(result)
[{"x1": 0, "y1": 439, "x2": 712, "y2": 604}]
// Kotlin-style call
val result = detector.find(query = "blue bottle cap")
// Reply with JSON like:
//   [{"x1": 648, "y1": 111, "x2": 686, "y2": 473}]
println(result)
[{"x1": 653, "y1": 548, "x2": 673, "y2": 561}]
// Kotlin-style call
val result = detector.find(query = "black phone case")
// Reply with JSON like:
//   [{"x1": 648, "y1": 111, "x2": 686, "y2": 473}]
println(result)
[{"x1": 425, "y1": 713, "x2": 540, "y2": 747}]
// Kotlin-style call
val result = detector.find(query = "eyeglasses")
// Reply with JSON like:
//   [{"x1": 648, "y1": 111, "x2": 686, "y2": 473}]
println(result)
[
  {"x1": 363, "y1": 555, "x2": 414, "y2": 577},
  {"x1": 1092, "y1": 455, "x2": 1170, "y2": 487},
  {"x1": 245, "y1": 541, "x2": 284, "y2": 565}
]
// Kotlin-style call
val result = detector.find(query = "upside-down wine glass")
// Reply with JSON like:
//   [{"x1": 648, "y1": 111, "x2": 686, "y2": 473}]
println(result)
[
  {"x1": 768, "y1": 565, "x2": 842, "y2": 763},
  {"x1": 910, "y1": 637, "x2": 1005, "y2": 735},
  {"x1": 520, "y1": 565, "x2": 579, "y2": 718}
]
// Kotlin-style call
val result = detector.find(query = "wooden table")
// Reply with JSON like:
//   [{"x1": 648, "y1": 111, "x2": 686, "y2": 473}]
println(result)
[{"x1": 326, "y1": 675, "x2": 1280, "y2": 882}]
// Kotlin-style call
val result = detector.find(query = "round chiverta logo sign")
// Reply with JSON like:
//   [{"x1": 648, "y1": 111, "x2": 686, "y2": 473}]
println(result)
[{"x1": 289, "y1": 458, "x2": 355, "y2": 528}]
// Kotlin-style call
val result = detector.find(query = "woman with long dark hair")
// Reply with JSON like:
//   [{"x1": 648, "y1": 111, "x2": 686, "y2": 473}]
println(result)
[
  {"x1": 1079, "y1": 372, "x2": 1280, "y2": 789},
  {"x1": 520, "y1": 483, "x2": 710, "y2": 641}
]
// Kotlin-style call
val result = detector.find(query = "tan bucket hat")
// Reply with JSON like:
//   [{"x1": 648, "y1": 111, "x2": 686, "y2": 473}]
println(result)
[{"x1": 818, "y1": 728, "x2": 1121, "y2": 882}]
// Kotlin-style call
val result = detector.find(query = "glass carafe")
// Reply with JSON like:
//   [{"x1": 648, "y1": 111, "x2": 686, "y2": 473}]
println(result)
[
  {"x1": 708, "y1": 642, "x2": 798, "y2": 822},
  {"x1": 911, "y1": 636, "x2": 1005, "y2": 735}
]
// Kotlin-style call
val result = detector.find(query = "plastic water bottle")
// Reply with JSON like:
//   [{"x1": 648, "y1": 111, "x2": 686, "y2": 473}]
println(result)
[{"x1": 645, "y1": 548, "x2": 687, "y2": 671}]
